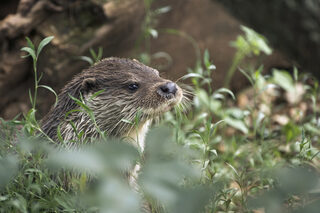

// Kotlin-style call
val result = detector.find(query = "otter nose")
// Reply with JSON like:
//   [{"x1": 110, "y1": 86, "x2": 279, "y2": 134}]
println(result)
[{"x1": 157, "y1": 82, "x2": 177, "y2": 99}]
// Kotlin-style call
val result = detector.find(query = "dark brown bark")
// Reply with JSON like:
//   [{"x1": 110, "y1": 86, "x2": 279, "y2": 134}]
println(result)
[{"x1": 0, "y1": 0, "x2": 145, "y2": 118}]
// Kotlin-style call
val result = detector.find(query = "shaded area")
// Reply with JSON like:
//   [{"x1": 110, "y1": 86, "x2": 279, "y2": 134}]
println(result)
[
  {"x1": 0, "y1": 0, "x2": 145, "y2": 118},
  {"x1": 214, "y1": 0, "x2": 320, "y2": 78}
]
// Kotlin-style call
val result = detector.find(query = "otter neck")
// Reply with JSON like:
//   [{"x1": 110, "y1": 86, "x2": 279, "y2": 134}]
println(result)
[
  {"x1": 59, "y1": 110, "x2": 151, "y2": 151},
  {"x1": 127, "y1": 119, "x2": 151, "y2": 153}
]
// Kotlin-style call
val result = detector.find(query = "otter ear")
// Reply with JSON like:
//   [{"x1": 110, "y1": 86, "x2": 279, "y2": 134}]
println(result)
[{"x1": 81, "y1": 77, "x2": 96, "y2": 93}]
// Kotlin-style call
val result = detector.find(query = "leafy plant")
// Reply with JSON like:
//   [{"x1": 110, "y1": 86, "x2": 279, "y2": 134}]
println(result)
[
  {"x1": 20, "y1": 36, "x2": 58, "y2": 138},
  {"x1": 21, "y1": 36, "x2": 57, "y2": 110},
  {"x1": 224, "y1": 25, "x2": 272, "y2": 87},
  {"x1": 78, "y1": 47, "x2": 103, "y2": 66},
  {"x1": 135, "y1": 0, "x2": 173, "y2": 70}
]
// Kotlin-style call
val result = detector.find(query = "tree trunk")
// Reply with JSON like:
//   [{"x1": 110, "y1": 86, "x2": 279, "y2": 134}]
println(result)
[{"x1": 0, "y1": 0, "x2": 145, "y2": 118}]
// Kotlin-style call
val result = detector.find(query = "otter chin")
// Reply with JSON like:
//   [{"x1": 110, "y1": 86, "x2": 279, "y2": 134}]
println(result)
[{"x1": 41, "y1": 57, "x2": 183, "y2": 150}]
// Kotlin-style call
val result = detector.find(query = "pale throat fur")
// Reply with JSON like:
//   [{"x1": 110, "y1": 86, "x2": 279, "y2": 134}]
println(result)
[{"x1": 41, "y1": 57, "x2": 183, "y2": 150}]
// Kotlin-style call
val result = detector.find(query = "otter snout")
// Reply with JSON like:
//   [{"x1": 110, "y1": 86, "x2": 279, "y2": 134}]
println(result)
[{"x1": 157, "y1": 82, "x2": 178, "y2": 99}]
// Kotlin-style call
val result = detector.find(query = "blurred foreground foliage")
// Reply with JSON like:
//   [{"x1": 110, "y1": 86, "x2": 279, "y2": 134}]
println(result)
[{"x1": 0, "y1": 125, "x2": 213, "y2": 213}]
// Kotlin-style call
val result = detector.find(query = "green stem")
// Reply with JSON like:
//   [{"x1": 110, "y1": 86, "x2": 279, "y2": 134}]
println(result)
[
  {"x1": 224, "y1": 51, "x2": 245, "y2": 88},
  {"x1": 33, "y1": 59, "x2": 38, "y2": 109}
]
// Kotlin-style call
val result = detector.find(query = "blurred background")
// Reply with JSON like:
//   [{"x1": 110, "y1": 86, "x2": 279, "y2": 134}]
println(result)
[{"x1": 0, "y1": 0, "x2": 319, "y2": 119}]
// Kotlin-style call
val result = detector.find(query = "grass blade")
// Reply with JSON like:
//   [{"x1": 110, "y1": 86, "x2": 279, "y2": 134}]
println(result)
[
  {"x1": 37, "y1": 36, "x2": 54, "y2": 58},
  {"x1": 38, "y1": 85, "x2": 58, "y2": 107},
  {"x1": 21, "y1": 47, "x2": 36, "y2": 61}
]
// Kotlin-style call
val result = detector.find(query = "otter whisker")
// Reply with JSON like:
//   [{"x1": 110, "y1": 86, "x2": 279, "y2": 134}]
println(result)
[{"x1": 182, "y1": 90, "x2": 194, "y2": 99}]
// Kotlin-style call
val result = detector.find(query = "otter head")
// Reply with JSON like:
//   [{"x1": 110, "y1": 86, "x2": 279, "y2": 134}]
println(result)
[{"x1": 42, "y1": 57, "x2": 183, "y2": 148}]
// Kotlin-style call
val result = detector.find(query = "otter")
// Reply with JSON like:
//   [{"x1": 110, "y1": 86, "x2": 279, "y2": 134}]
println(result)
[{"x1": 41, "y1": 57, "x2": 183, "y2": 150}]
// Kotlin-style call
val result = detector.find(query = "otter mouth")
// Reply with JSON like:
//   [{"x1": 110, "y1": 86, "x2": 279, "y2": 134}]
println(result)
[{"x1": 143, "y1": 89, "x2": 183, "y2": 117}]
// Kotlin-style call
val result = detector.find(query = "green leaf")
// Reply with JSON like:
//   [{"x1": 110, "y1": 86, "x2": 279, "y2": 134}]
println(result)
[
  {"x1": 25, "y1": 37, "x2": 35, "y2": 51},
  {"x1": 37, "y1": 36, "x2": 54, "y2": 58},
  {"x1": 121, "y1": 119, "x2": 134, "y2": 125},
  {"x1": 211, "y1": 120, "x2": 225, "y2": 136},
  {"x1": 89, "y1": 89, "x2": 105, "y2": 101},
  {"x1": 154, "y1": 6, "x2": 171, "y2": 15},
  {"x1": 203, "y1": 49, "x2": 210, "y2": 67},
  {"x1": 238, "y1": 68, "x2": 254, "y2": 86},
  {"x1": 293, "y1": 66, "x2": 299, "y2": 82},
  {"x1": 208, "y1": 64, "x2": 216, "y2": 70},
  {"x1": 181, "y1": 73, "x2": 204, "y2": 80},
  {"x1": 226, "y1": 108, "x2": 247, "y2": 119},
  {"x1": 78, "y1": 56, "x2": 94, "y2": 65},
  {"x1": 68, "y1": 121, "x2": 79, "y2": 138},
  {"x1": 273, "y1": 69, "x2": 294, "y2": 92},
  {"x1": 11, "y1": 193, "x2": 27, "y2": 213},
  {"x1": 231, "y1": 35, "x2": 249, "y2": 54},
  {"x1": 69, "y1": 94, "x2": 91, "y2": 113},
  {"x1": 21, "y1": 47, "x2": 36, "y2": 61},
  {"x1": 224, "y1": 117, "x2": 248, "y2": 134},
  {"x1": 97, "y1": 47, "x2": 103, "y2": 61},
  {"x1": 148, "y1": 28, "x2": 158, "y2": 38},
  {"x1": 38, "y1": 85, "x2": 58, "y2": 107},
  {"x1": 282, "y1": 122, "x2": 300, "y2": 142},
  {"x1": 196, "y1": 89, "x2": 209, "y2": 106},
  {"x1": 214, "y1": 88, "x2": 236, "y2": 100},
  {"x1": 78, "y1": 130, "x2": 85, "y2": 140},
  {"x1": 28, "y1": 89, "x2": 33, "y2": 107},
  {"x1": 210, "y1": 149, "x2": 218, "y2": 156},
  {"x1": 226, "y1": 162, "x2": 239, "y2": 177},
  {"x1": 57, "y1": 124, "x2": 64, "y2": 143},
  {"x1": 304, "y1": 123, "x2": 320, "y2": 136},
  {"x1": 240, "y1": 25, "x2": 272, "y2": 55},
  {"x1": 89, "y1": 48, "x2": 97, "y2": 61},
  {"x1": 65, "y1": 109, "x2": 81, "y2": 118}
]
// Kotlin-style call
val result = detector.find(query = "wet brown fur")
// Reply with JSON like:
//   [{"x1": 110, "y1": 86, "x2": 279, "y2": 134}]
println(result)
[{"x1": 41, "y1": 57, "x2": 182, "y2": 144}]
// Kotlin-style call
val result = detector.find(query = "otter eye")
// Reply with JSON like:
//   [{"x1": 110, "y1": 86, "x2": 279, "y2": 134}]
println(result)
[{"x1": 128, "y1": 83, "x2": 139, "y2": 92}]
